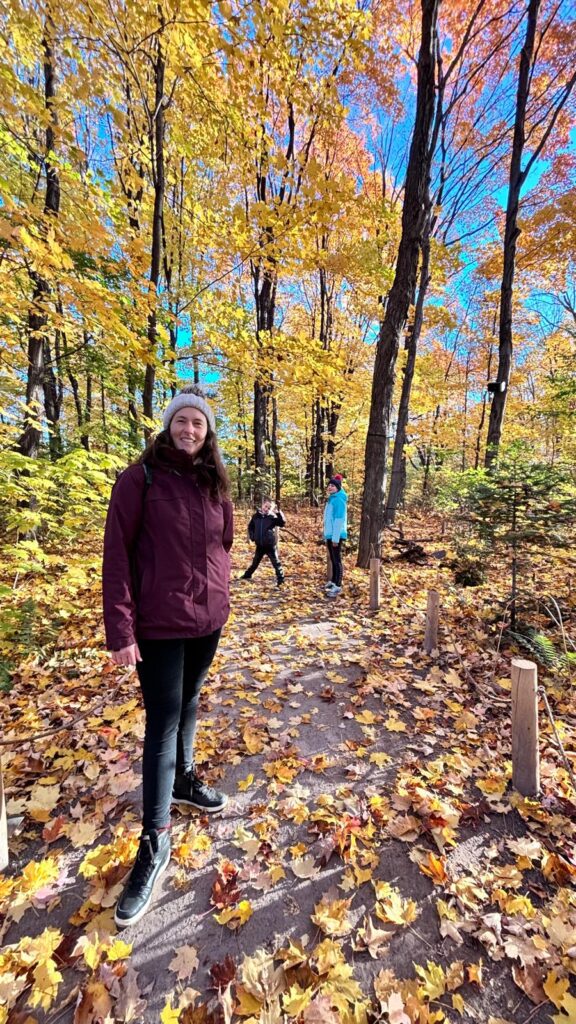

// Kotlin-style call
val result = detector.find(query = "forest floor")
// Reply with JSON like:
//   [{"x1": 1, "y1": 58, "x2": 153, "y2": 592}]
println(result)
[{"x1": 1, "y1": 508, "x2": 576, "y2": 1024}]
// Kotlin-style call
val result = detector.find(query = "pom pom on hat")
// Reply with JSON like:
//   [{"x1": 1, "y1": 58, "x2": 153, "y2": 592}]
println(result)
[{"x1": 163, "y1": 384, "x2": 215, "y2": 432}]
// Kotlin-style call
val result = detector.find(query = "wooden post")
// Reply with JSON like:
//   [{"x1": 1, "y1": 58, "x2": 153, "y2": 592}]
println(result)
[
  {"x1": 370, "y1": 557, "x2": 380, "y2": 611},
  {"x1": 511, "y1": 658, "x2": 540, "y2": 797},
  {"x1": 423, "y1": 589, "x2": 439, "y2": 653},
  {"x1": 0, "y1": 757, "x2": 8, "y2": 872}
]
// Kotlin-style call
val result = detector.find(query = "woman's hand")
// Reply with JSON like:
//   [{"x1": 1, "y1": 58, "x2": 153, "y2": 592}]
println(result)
[{"x1": 110, "y1": 643, "x2": 142, "y2": 667}]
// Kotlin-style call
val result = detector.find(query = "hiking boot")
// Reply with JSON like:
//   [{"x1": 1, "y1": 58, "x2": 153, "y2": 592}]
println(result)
[
  {"x1": 173, "y1": 768, "x2": 228, "y2": 813},
  {"x1": 327, "y1": 586, "x2": 342, "y2": 598},
  {"x1": 114, "y1": 829, "x2": 171, "y2": 929}
]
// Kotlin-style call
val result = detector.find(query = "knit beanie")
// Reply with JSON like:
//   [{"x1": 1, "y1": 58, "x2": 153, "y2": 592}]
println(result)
[
  {"x1": 162, "y1": 384, "x2": 216, "y2": 432},
  {"x1": 328, "y1": 474, "x2": 343, "y2": 490}
]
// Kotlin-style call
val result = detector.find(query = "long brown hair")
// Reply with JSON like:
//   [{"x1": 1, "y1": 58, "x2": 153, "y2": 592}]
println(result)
[{"x1": 135, "y1": 427, "x2": 231, "y2": 501}]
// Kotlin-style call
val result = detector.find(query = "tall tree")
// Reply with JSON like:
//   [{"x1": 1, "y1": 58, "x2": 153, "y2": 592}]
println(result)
[
  {"x1": 358, "y1": 0, "x2": 440, "y2": 566},
  {"x1": 485, "y1": 0, "x2": 576, "y2": 465},
  {"x1": 18, "y1": 9, "x2": 61, "y2": 459}
]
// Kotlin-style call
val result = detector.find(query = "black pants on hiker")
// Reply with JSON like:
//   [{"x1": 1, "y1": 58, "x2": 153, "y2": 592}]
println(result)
[
  {"x1": 243, "y1": 544, "x2": 284, "y2": 582},
  {"x1": 326, "y1": 540, "x2": 343, "y2": 586},
  {"x1": 136, "y1": 629, "x2": 221, "y2": 831}
]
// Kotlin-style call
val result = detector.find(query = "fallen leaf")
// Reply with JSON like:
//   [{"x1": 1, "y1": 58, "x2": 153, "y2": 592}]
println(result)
[{"x1": 169, "y1": 945, "x2": 199, "y2": 982}]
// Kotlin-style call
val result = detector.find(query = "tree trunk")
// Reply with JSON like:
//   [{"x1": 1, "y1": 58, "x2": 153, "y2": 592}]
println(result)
[
  {"x1": 100, "y1": 376, "x2": 109, "y2": 455},
  {"x1": 485, "y1": 0, "x2": 540, "y2": 466},
  {"x1": 475, "y1": 345, "x2": 493, "y2": 469},
  {"x1": 326, "y1": 403, "x2": 340, "y2": 480},
  {"x1": 358, "y1": 0, "x2": 439, "y2": 566},
  {"x1": 82, "y1": 372, "x2": 92, "y2": 452},
  {"x1": 18, "y1": 17, "x2": 61, "y2": 458},
  {"x1": 271, "y1": 395, "x2": 281, "y2": 503},
  {"x1": 252, "y1": 263, "x2": 276, "y2": 502},
  {"x1": 461, "y1": 351, "x2": 471, "y2": 470},
  {"x1": 142, "y1": 40, "x2": 166, "y2": 435},
  {"x1": 43, "y1": 335, "x2": 62, "y2": 459},
  {"x1": 385, "y1": 225, "x2": 431, "y2": 524}
]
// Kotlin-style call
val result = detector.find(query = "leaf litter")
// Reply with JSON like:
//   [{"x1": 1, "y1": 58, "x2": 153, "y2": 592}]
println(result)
[{"x1": 0, "y1": 510, "x2": 575, "y2": 1022}]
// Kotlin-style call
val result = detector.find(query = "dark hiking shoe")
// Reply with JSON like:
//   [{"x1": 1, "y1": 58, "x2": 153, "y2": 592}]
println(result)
[
  {"x1": 114, "y1": 829, "x2": 171, "y2": 928},
  {"x1": 173, "y1": 769, "x2": 228, "y2": 813}
]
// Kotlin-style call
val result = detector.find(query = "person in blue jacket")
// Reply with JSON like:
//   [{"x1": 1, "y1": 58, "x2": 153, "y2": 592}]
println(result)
[{"x1": 323, "y1": 474, "x2": 348, "y2": 597}]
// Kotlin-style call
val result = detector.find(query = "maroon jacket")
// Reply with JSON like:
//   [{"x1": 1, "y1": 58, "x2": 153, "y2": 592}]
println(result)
[{"x1": 102, "y1": 452, "x2": 233, "y2": 650}]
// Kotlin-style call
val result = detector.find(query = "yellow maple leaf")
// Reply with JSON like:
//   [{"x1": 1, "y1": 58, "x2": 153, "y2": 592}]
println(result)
[
  {"x1": 385, "y1": 717, "x2": 407, "y2": 732},
  {"x1": 20, "y1": 857, "x2": 60, "y2": 896},
  {"x1": 214, "y1": 899, "x2": 253, "y2": 929},
  {"x1": 369, "y1": 752, "x2": 392, "y2": 767},
  {"x1": 313, "y1": 938, "x2": 346, "y2": 975},
  {"x1": 312, "y1": 897, "x2": 352, "y2": 937},
  {"x1": 106, "y1": 939, "x2": 132, "y2": 962},
  {"x1": 73, "y1": 932, "x2": 103, "y2": 971},
  {"x1": 553, "y1": 994, "x2": 576, "y2": 1024},
  {"x1": 374, "y1": 884, "x2": 418, "y2": 927},
  {"x1": 160, "y1": 997, "x2": 181, "y2": 1024},
  {"x1": 415, "y1": 961, "x2": 446, "y2": 1001},
  {"x1": 452, "y1": 993, "x2": 466, "y2": 1015},
  {"x1": 454, "y1": 710, "x2": 477, "y2": 733},
  {"x1": 28, "y1": 958, "x2": 63, "y2": 1011},
  {"x1": 238, "y1": 773, "x2": 255, "y2": 791},
  {"x1": 243, "y1": 725, "x2": 268, "y2": 754},
  {"x1": 27, "y1": 783, "x2": 61, "y2": 821},
  {"x1": 544, "y1": 972, "x2": 570, "y2": 1010},
  {"x1": 476, "y1": 775, "x2": 507, "y2": 796},
  {"x1": 355, "y1": 710, "x2": 378, "y2": 724},
  {"x1": 282, "y1": 983, "x2": 314, "y2": 1015}
]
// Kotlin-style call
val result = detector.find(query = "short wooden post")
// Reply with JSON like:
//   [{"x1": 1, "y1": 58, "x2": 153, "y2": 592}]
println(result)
[
  {"x1": 511, "y1": 658, "x2": 540, "y2": 797},
  {"x1": 370, "y1": 557, "x2": 380, "y2": 611},
  {"x1": 423, "y1": 589, "x2": 439, "y2": 653},
  {"x1": 0, "y1": 757, "x2": 8, "y2": 872}
]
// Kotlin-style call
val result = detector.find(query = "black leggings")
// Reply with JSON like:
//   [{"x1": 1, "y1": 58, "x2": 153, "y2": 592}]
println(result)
[
  {"x1": 136, "y1": 630, "x2": 221, "y2": 831},
  {"x1": 326, "y1": 540, "x2": 343, "y2": 586},
  {"x1": 244, "y1": 544, "x2": 284, "y2": 582}
]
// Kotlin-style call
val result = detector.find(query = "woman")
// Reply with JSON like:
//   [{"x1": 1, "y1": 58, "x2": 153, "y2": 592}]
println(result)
[
  {"x1": 323, "y1": 474, "x2": 348, "y2": 597},
  {"x1": 102, "y1": 384, "x2": 233, "y2": 928}
]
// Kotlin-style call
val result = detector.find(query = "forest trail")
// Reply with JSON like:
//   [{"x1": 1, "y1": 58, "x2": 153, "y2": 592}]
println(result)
[{"x1": 1, "y1": 519, "x2": 574, "y2": 1023}]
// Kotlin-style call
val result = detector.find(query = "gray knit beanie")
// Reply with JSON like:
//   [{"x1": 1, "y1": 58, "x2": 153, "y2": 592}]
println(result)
[{"x1": 162, "y1": 384, "x2": 216, "y2": 432}]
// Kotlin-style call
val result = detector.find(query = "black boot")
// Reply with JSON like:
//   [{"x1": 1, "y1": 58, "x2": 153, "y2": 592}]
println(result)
[
  {"x1": 172, "y1": 768, "x2": 228, "y2": 813},
  {"x1": 114, "y1": 829, "x2": 171, "y2": 928}
]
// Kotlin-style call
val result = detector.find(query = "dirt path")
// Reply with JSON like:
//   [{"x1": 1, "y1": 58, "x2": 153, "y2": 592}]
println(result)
[{"x1": 1, "y1": 529, "x2": 574, "y2": 1023}]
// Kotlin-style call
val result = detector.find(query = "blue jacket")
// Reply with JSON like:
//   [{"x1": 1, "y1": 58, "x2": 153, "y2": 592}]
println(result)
[{"x1": 324, "y1": 489, "x2": 348, "y2": 544}]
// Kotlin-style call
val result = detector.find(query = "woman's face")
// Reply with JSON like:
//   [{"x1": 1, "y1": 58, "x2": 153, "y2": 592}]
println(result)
[
  {"x1": 170, "y1": 408, "x2": 208, "y2": 457},
  {"x1": 327, "y1": 483, "x2": 337, "y2": 495}
]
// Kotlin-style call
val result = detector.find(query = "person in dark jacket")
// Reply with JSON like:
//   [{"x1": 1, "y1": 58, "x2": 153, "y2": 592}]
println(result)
[
  {"x1": 102, "y1": 384, "x2": 233, "y2": 928},
  {"x1": 241, "y1": 498, "x2": 285, "y2": 585}
]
